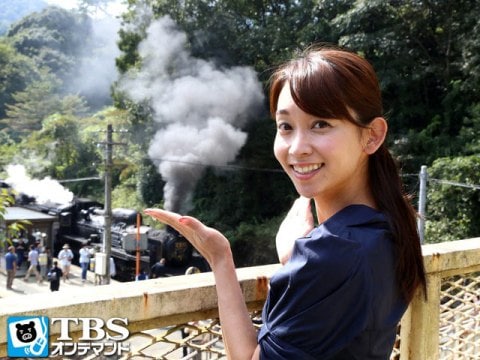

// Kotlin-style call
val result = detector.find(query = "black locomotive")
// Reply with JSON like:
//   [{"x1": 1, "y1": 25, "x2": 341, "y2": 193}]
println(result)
[{"x1": 14, "y1": 194, "x2": 208, "y2": 281}]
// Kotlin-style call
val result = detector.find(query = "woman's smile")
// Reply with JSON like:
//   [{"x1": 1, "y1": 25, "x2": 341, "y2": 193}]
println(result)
[{"x1": 292, "y1": 163, "x2": 324, "y2": 175}]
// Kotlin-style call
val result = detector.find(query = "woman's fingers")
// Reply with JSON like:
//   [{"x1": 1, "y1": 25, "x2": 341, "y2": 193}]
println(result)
[
  {"x1": 144, "y1": 208, "x2": 231, "y2": 266},
  {"x1": 144, "y1": 208, "x2": 192, "y2": 239},
  {"x1": 144, "y1": 208, "x2": 181, "y2": 224}
]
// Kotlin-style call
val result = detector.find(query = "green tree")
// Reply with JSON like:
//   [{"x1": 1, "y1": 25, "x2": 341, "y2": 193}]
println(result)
[
  {"x1": 17, "y1": 113, "x2": 102, "y2": 198},
  {"x1": 424, "y1": 156, "x2": 480, "y2": 243},
  {"x1": 0, "y1": 188, "x2": 29, "y2": 247},
  {"x1": 0, "y1": 131, "x2": 19, "y2": 168},
  {"x1": 3, "y1": 71, "x2": 62, "y2": 138},
  {"x1": 230, "y1": 216, "x2": 282, "y2": 267},
  {"x1": 0, "y1": 40, "x2": 39, "y2": 119},
  {"x1": 7, "y1": 6, "x2": 92, "y2": 82},
  {"x1": 137, "y1": 158, "x2": 164, "y2": 207},
  {"x1": 80, "y1": 107, "x2": 149, "y2": 202},
  {"x1": 334, "y1": 0, "x2": 480, "y2": 171},
  {"x1": 458, "y1": 103, "x2": 480, "y2": 154},
  {"x1": 119, "y1": 0, "x2": 341, "y2": 80},
  {"x1": 2, "y1": 70, "x2": 89, "y2": 141}
]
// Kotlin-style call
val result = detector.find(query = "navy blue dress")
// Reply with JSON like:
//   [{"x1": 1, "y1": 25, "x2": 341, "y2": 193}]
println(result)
[{"x1": 258, "y1": 205, "x2": 407, "y2": 359}]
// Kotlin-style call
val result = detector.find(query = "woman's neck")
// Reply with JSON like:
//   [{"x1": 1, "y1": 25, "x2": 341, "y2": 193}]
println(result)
[{"x1": 314, "y1": 191, "x2": 376, "y2": 224}]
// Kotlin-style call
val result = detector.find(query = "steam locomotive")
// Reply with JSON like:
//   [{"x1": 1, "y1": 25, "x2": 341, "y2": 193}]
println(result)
[{"x1": 13, "y1": 194, "x2": 208, "y2": 281}]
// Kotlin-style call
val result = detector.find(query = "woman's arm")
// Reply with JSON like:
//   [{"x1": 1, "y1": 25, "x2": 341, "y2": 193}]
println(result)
[{"x1": 144, "y1": 209, "x2": 259, "y2": 360}]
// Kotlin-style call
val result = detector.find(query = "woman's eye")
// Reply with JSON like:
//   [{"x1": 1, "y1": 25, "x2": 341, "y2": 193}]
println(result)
[
  {"x1": 313, "y1": 120, "x2": 331, "y2": 129},
  {"x1": 277, "y1": 122, "x2": 292, "y2": 131}
]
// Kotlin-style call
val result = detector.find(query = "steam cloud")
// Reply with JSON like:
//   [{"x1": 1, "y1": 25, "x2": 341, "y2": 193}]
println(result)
[
  {"x1": 120, "y1": 16, "x2": 264, "y2": 212},
  {"x1": 5, "y1": 164, "x2": 74, "y2": 205},
  {"x1": 69, "y1": 16, "x2": 121, "y2": 106}
]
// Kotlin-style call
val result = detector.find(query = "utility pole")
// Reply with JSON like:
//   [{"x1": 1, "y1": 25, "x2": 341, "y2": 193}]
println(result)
[
  {"x1": 103, "y1": 124, "x2": 113, "y2": 284},
  {"x1": 100, "y1": 124, "x2": 126, "y2": 284}
]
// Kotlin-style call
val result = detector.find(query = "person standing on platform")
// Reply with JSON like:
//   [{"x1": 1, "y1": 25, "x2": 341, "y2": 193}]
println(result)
[
  {"x1": 24, "y1": 244, "x2": 42, "y2": 283},
  {"x1": 48, "y1": 261, "x2": 63, "y2": 292},
  {"x1": 5, "y1": 246, "x2": 17, "y2": 290},
  {"x1": 136, "y1": 269, "x2": 149, "y2": 281},
  {"x1": 79, "y1": 243, "x2": 91, "y2": 283},
  {"x1": 110, "y1": 257, "x2": 116, "y2": 278},
  {"x1": 15, "y1": 238, "x2": 25, "y2": 269},
  {"x1": 45, "y1": 246, "x2": 53, "y2": 272},
  {"x1": 38, "y1": 246, "x2": 49, "y2": 281},
  {"x1": 58, "y1": 244, "x2": 73, "y2": 281},
  {"x1": 150, "y1": 258, "x2": 167, "y2": 278}
]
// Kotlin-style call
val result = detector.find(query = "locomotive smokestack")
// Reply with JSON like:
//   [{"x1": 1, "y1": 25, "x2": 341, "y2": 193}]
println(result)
[{"x1": 119, "y1": 14, "x2": 263, "y2": 213}]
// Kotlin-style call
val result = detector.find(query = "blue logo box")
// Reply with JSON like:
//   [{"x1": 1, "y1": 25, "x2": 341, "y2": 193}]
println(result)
[{"x1": 7, "y1": 316, "x2": 49, "y2": 357}]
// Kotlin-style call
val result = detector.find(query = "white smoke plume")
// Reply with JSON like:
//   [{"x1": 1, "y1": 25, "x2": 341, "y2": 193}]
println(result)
[
  {"x1": 69, "y1": 15, "x2": 121, "y2": 106},
  {"x1": 120, "y1": 16, "x2": 264, "y2": 212},
  {"x1": 5, "y1": 164, "x2": 74, "y2": 205}
]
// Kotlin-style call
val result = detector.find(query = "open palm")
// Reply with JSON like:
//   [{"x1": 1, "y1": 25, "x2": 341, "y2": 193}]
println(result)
[{"x1": 144, "y1": 208, "x2": 231, "y2": 268}]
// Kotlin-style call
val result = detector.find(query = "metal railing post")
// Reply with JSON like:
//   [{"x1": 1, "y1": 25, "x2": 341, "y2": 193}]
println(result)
[{"x1": 417, "y1": 165, "x2": 428, "y2": 243}]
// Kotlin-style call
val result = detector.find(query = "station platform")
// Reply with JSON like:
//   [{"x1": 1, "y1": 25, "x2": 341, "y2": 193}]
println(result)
[{"x1": 0, "y1": 263, "x2": 119, "y2": 299}]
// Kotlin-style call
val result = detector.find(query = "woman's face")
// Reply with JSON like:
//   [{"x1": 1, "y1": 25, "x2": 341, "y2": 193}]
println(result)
[{"x1": 273, "y1": 84, "x2": 370, "y2": 211}]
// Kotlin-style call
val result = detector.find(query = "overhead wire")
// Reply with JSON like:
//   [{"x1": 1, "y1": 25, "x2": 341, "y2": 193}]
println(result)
[
  {"x1": 428, "y1": 178, "x2": 480, "y2": 191},
  {"x1": 147, "y1": 157, "x2": 285, "y2": 173},
  {"x1": 53, "y1": 160, "x2": 480, "y2": 190}
]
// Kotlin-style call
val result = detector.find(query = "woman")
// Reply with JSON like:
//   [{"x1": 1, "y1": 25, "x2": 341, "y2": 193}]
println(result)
[{"x1": 145, "y1": 46, "x2": 426, "y2": 359}]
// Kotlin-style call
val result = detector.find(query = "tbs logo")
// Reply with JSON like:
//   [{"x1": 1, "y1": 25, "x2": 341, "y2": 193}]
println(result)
[{"x1": 7, "y1": 316, "x2": 130, "y2": 358}]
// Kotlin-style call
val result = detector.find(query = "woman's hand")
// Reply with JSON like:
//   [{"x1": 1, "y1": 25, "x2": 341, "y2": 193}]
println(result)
[
  {"x1": 276, "y1": 196, "x2": 314, "y2": 264},
  {"x1": 144, "y1": 208, "x2": 232, "y2": 269},
  {"x1": 145, "y1": 208, "x2": 260, "y2": 359}
]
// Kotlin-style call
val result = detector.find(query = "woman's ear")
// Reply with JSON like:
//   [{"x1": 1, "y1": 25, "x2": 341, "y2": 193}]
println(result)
[{"x1": 363, "y1": 117, "x2": 387, "y2": 154}]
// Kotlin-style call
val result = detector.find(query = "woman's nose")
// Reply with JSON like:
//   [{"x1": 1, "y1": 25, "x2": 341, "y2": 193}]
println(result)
[{"x1": 289, "y1": 131, "x2": 312, "y2": 156}]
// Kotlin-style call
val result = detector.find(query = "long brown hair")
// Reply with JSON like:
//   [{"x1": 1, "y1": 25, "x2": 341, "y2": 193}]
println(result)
[{"x1": 269, "y1": 45, "x2": 426, "y2": 302}]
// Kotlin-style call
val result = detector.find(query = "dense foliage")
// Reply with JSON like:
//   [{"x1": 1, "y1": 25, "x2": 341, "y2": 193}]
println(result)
[
  {"x1": 0, "y1": 40, "x2": 39, "y2": 119},
  {"x1": 0, "y1": 188, "x2": 29, "y2": 247},
  {"x1": 425, "y1": 156, "x2": 480, "y2": 243},
  {"x1": 0, "y1": 0, "x2": 479, "y2": 263},
  {"x1": 7, "y1": 6, "x2": 92, "y2": 84}
]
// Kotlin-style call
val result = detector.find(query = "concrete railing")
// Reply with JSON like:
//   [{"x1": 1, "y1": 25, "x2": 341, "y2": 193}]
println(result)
[
  {"x1": 0, "y1": 264, "x2": 277, "y2": 357},
  {"x1": 1, "y1": 238, "x2": 479, "y2": 359}
]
